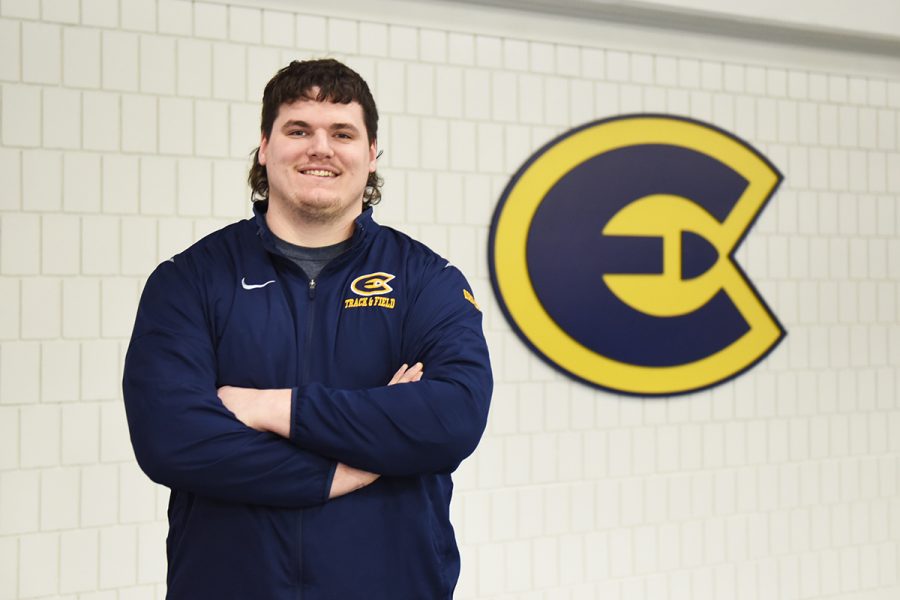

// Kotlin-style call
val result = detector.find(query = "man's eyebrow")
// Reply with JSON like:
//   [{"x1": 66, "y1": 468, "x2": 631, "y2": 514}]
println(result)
[
  {"x1": 329, "y1": 122, "x2": 361, "y2": 133},
  {"x1": 280, "y1": 120, "x2": 360, "y2": 133}
]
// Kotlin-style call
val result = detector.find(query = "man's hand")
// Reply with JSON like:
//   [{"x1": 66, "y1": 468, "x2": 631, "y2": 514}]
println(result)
[
  {"x1": 328, "y1": 361, "x2": 424, "y2": 499},
  {"x1": 217, "y1": 386, "x2": 292, "y2": 438},
  {"x1": 328, "y1": 463, "x2": 381, "y2": 499},
  {"x1": 387, "y1": 361, "x2": 424, "y2": 385}
]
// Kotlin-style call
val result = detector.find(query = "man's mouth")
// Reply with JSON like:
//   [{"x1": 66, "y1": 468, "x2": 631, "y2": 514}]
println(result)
[{"x1": 300, "y1": 169, "x2": 338, "y2": 178}]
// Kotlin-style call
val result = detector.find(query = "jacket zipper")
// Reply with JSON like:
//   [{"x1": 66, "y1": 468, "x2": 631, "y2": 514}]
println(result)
[
  {"x1": 302, "y1": 278, "x2": 316, "y2": 380},
  {"x1": 298, "y1": 277, "x2": 317, "y2": 600}
]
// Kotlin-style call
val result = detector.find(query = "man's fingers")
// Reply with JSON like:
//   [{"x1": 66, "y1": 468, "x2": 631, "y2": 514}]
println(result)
[
  {"x1": 329, "y1": 463, "x2": 381, "y2": 499},
  {"x1": 407, "y1": 364, "x2": 423, "y2": 382},
  {"x1": 399, "y1": 362, "x2": 423, "y2": 383},
  {"x1": 388, "y1": 364, "x2": 409, "y2": 386},
  {"x1": 397, "y1": 363, "x2": 424, "y2": 383},
  {"x1": 386, "y1": 362, "x2": 424, "y2": 386}
]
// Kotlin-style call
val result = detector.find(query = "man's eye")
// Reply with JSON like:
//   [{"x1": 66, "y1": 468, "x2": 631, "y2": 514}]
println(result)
[
  {"x1": 335, "y1": 132, "x2": 352, "y2": 139},
  {"x1": 288, "y1": 130, "x2": 307, "y2": 137}
]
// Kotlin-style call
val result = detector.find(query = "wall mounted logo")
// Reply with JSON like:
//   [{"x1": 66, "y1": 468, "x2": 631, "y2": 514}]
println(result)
[{"x1": 488, "y1": 115, "x2": 785, "y2": 396}]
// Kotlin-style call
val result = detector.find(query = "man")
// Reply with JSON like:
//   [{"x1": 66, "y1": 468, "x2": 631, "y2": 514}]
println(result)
[{"x1": 123, "y1": 59, "x2": 492, "y2": 599}]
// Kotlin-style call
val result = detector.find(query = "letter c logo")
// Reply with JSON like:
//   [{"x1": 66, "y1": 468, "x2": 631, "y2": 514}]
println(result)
[
  {"x1": 351, "y1": 272, "x2": 395, "y2": 296},
  {"x1": 489, "y1": 115, "x2": 785, "y2": 396}
]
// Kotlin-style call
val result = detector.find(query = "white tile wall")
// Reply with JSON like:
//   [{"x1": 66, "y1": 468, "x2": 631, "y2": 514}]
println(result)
[{"x1": 0, "y1": 0, "x2": 897, "y2": 598}]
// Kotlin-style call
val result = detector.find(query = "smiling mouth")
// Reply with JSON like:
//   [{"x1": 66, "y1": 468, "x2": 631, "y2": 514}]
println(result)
[{"x1": 300, "y1": 169, "x2": 338, "y2": 178}]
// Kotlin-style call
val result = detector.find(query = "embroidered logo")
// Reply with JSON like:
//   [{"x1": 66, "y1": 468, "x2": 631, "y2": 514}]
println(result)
[
  {"x1": 241, "y1": 277, "x2": 276, "y2": 290},
  {"x1": 345, "y1": 272, "x2": 396, "y2": 310},
  {"x1": 350, "y1": 272, "x2": 395, "y2": 296},
  {"x1": 463, "y1": 289, "x2": 480, "y2": 311}
]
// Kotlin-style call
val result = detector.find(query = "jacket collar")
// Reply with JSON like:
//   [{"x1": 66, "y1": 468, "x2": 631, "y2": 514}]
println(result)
[{"x1": 252, "y1": 201, "x2": 378, "y2": 258}]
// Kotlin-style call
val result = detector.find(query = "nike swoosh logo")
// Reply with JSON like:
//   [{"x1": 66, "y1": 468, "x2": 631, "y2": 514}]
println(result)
[{"x1": 241, "y1": 277, "x2": 276, "y2": 290}]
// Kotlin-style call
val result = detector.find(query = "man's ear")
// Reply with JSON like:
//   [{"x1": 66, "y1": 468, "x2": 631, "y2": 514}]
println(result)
[
  {"x1": 258, "y1": 134, "x2": 269, "y2": 165},
  {"x1": 368, "y1": 140, "x2": 377, "y2": 173}
]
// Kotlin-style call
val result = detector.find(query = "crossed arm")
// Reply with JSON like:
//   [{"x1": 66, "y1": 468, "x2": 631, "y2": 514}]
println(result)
[
  {"x1": 218, "y1": 362, "x2": 423, "y2": 499},
  {"x1": 125, "y1": 257, "x2": 491, "y2": 508}
]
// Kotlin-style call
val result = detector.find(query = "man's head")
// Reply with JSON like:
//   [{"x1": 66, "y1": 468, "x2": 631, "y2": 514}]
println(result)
[{"x1": 248, "y1": 59, "x2": 383, "y2": 215}]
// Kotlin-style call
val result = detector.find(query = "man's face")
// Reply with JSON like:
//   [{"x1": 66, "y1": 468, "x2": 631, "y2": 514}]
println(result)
[{"x1": 259, "y1": 93, "x2": 376, "y2": 225}]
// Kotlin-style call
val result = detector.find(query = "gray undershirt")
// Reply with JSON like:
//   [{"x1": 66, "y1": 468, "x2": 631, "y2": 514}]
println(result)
[{"x1": 273, "y1": 235, "x2": 352, "y2": 281}]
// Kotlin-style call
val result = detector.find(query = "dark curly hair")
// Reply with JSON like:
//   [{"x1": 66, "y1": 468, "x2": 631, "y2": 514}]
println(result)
[{"x1": 248, "y1": 59, "x2": 383, "y2": 208}]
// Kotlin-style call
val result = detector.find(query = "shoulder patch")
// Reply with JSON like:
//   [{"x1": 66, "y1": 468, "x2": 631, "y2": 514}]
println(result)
[{"x1": 463, "y1": 289, "x2": 480, "y2": 311}]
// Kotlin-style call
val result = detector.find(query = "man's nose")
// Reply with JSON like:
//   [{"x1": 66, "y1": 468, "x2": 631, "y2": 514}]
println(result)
[{"x1": 307, "y1": 130, "x2": 334, "y2": 157}]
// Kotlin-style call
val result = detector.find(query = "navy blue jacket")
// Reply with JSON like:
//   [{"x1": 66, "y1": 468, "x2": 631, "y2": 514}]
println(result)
[{"x1": 123, "y1": 203, "x2": 492, "y2": 599}]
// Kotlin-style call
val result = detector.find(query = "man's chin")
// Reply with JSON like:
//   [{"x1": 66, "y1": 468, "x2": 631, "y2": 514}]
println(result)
[{"x1": 286, "y1": 197, "x2": 361, "y2": 224}]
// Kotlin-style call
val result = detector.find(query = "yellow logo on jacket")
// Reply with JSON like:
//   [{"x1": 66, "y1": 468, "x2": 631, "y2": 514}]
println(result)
[
  {"x1": 463, "y1": 289, "x2": 480, "y2": 311},
  {"x1": 345, "y1": 272, "x2": 396, "y2": 310},
  {"x1": 350, "y1": 272, "x2": 395, "y2": 296}
]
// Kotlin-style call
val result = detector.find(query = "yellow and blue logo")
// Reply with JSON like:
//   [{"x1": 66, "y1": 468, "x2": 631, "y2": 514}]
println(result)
[
  {"x1": 489, "y1": 114, "x2": 785, "y2": 396},
  {"x1": 350, "y1": 272, "x2": 395, "y2": 296},
  {"x1": 345, "y1": 272, "x2": 397, "y2": 310}
]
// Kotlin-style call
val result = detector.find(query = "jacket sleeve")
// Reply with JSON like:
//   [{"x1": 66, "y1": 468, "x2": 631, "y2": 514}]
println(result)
[
  {"x1": 290, "y1": 263, "x2": 492, "y2": 477},
  {"x1": 123, "y1": 259, "x2": 337, "y2": 508}
]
